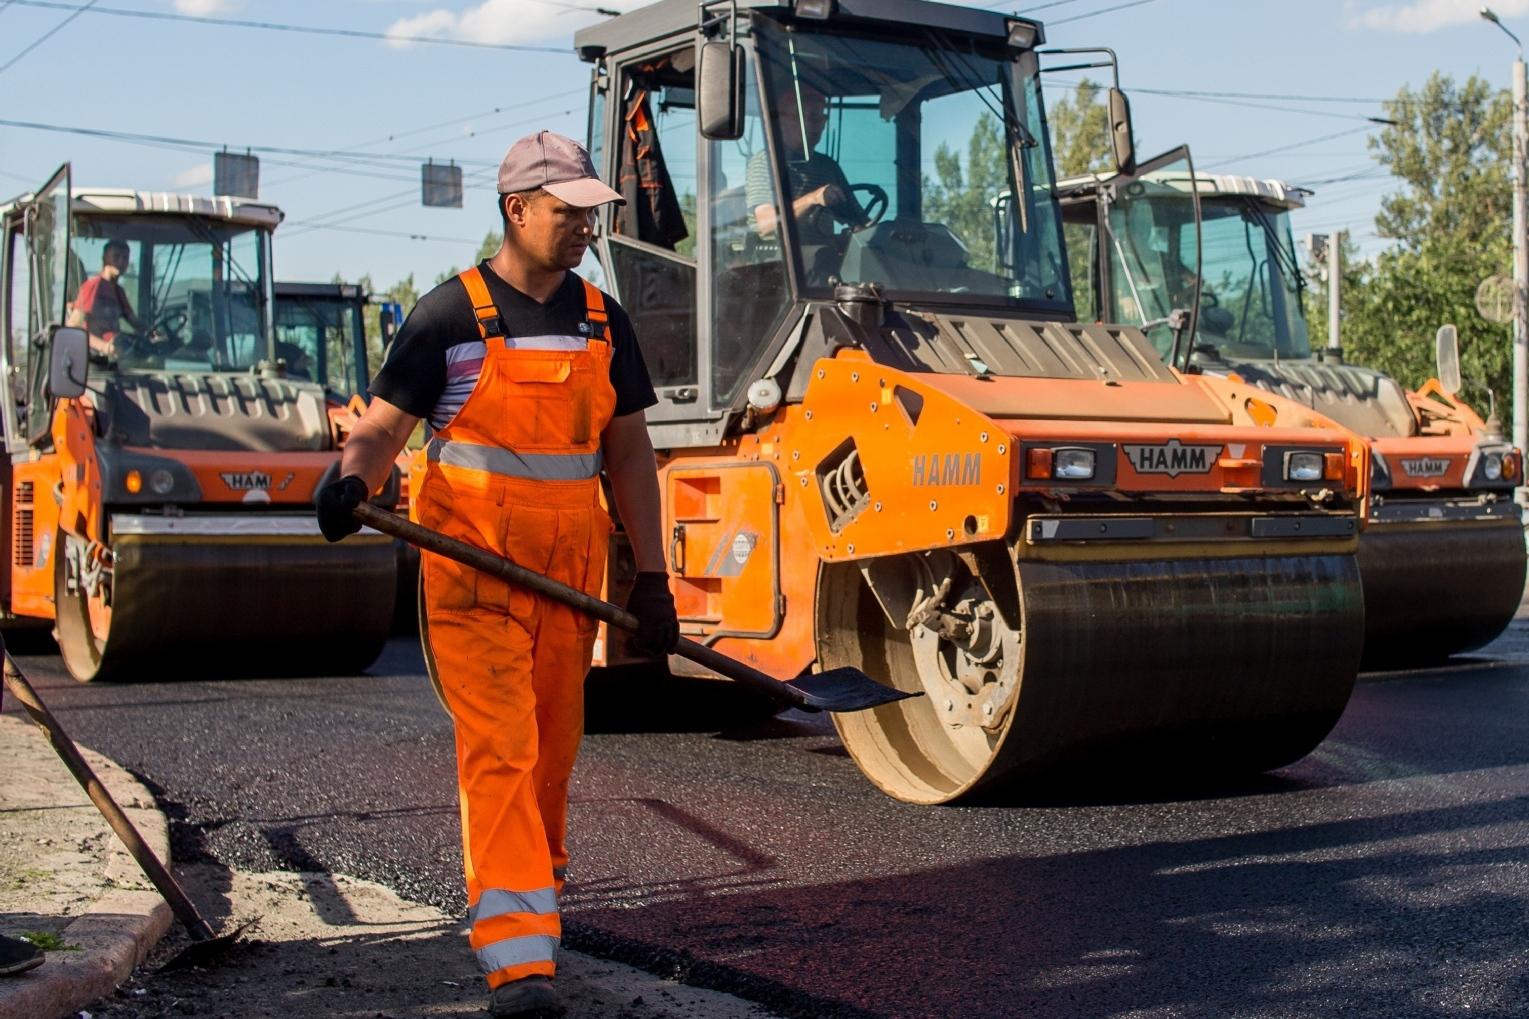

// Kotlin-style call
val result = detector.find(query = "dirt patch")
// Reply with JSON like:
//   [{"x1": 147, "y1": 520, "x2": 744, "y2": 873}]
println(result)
[{"x1": 88, "y1": 864, "x2": 782, "y2": 1018}]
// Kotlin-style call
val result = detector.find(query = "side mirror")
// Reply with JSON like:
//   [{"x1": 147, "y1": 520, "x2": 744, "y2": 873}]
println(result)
[
  {"x1": 697, "y1": 40, "x2": 744, "y2": 141},
  {"x1": 48, "y1": 325, "x2": 88, "y2": 399},
  {"x1": 1108, "y1": 87, "x2": 1136, "y2": 176},
  {"x1": 1435, "y1": 324, "x2": 1462, "y2": 394}
]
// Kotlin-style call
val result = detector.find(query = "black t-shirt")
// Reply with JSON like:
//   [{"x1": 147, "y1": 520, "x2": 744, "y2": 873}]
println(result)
[{"x1": 369, "y1": 263, "x2": 657, "y2": 431}]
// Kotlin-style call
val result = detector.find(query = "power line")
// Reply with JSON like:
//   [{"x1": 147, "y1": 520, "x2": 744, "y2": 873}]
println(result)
[
  {"x1": 283, "y1": 222, "x2": 483, "y2": 245},
  {"x1": 1200, "y1": 125, "x2": 1377, "y2": 170},
  {"x1": 1137, "y1": 87, "x2": 1385, "y2": 104},
  {"x1": 5, "y1": 1, "x2": 568, "y2": 53},
  {"x1": 1049, "y1": 0, "x2": 1160, "y2": 26},
  {"x1": 0, "y1": 117, "x2": 499, "y2": 169},
  {"x1": 0, "y1": 0, "x2": 96, "y2": 75}
]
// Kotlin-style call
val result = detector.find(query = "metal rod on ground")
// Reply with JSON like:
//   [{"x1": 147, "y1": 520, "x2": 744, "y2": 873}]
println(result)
[
  {"x1": 352, "y1": 502, "x2": 913, "y2": 714},
  {"x1": 0, "y1": 649, "x2": 218, "y2": 944}
]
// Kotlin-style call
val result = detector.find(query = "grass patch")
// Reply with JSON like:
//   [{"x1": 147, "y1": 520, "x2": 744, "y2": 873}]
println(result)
[{"x1": 20, "y1": 931, "x2": 76, "y2": 951}]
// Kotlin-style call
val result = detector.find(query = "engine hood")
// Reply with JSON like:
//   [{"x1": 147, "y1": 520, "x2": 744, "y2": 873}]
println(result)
[
  {"x1": 95, "y1": 371, "x2": 331, "y2": 452},
  {"x1": 1196, "y1": 355, "x2": 1417, "y2": 440}
]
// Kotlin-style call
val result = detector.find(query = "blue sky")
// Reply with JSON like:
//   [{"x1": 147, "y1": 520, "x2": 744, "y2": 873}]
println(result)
[{"x1": 1, "y1": 0, "x2": 1524, "y2": 291}]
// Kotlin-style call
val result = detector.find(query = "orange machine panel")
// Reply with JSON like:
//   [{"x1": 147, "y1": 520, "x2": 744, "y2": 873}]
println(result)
[
  {"x1": 665, "y1": 462, "x2": 782, "y2": 642},
  {"x1": 9, "y1": 455, "x2": 63, "y2": 621}
]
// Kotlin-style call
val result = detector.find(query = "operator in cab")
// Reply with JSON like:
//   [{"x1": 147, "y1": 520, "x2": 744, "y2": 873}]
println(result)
[
  {"x1": 67, "y1": 240, "x2": 143, "y2": 357},
  {"x1": 747, "y1": 80, "x2": 867, "y2": 268}
]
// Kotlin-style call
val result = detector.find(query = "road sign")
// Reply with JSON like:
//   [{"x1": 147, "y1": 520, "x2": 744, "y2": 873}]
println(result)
[{"x1": 1476, "y1": 274, "x2": 1516, "y2": 325}]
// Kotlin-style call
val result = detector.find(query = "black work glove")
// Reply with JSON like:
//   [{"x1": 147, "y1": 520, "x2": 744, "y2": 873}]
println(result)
[
  {"x1": 315, "y1": 474, "x2": 368, "y2": 543},
  {"x1": 625, "y1": 571, "x2": 679, "y2": 657},
  {"x1": 819, "y1": 183, "x2": 866, "y2": 227}
]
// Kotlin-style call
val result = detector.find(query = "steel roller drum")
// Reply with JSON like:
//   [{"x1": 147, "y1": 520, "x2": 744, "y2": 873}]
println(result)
[
  {"x1": 55, "y1": 533, "x2": 397, "y2": 681},
  {"x1": 824, "y1": 551, "x2": 1363, "y2": 804},
  {"x1": 1358, "y1": 520, "x2": 1527, "y2": 669}
]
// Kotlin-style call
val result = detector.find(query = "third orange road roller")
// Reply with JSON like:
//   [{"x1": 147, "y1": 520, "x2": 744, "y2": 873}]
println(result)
[{"x1": 1057, "y1": 166, "x2": 1525, "y2": 668}]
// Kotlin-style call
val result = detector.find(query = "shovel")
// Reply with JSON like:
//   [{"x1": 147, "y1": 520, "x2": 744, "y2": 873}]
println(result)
[
  {"x1": 0, "y1": 644, "x2": 247, "y2": 971},
  {"x1": 353, "y1": 503, "x2": 914, "y2": 713}
]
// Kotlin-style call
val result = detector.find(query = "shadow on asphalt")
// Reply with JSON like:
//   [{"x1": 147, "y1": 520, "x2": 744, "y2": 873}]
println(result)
[{"x1": 566, "y1": 790, "x2": 1529, "y2": 1019}]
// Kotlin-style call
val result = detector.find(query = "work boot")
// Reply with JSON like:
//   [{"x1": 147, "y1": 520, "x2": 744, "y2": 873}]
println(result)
[
  {"x1": 0, "y1": 935, "x2": 43, "y2": 976},
  {"x1": 488, "y1": 974, "x2": 563, "y2": 1018}
]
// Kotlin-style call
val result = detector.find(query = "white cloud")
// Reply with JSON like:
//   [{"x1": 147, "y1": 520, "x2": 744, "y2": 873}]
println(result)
[
  {"x1": 385, "y1": 0, "x2": 642, "y2": 48},
  {"x1": 173, "y1": 162, "x2": 213, "y2": 189},
  {"x1": 174, "y1": 0, "x2": 240, "y2": 14},
  {"x1": 1351, "y1": 0, "x2": 1529, "y2": 33}
]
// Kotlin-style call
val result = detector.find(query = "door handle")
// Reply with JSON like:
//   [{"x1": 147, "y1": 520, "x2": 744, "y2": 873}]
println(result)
[{"x1": 669, "y1": 523, "x2": 686, "y2": 576}]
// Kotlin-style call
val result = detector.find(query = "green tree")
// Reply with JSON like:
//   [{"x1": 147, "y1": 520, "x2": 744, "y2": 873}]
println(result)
[
  {"x1": 1048, "y1": 78, "x2": 1114, "y2": 178},
  {"x1": 924, "y1": 113, "x2": 1007, "y2": 273},
  {"x1": 1046, "y1": 79, "x2": 1114, "y2": 317},
  {"x1": 1329, "y1": 73, "x2": 1514, "y2": 426}
]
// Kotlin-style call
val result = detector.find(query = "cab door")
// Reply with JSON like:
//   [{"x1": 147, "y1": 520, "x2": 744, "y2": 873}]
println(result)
[
  {"x1": 665, "y1": 462, "x2": 783, "y2": 661},
  {"x1": 1095, "y1": 146, "x2": 1202, "y2": 369}
]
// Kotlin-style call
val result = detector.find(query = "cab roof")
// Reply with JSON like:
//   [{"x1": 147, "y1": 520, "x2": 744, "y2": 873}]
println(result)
[
  {"x1": 0, "y1": 188, "x2": 284, "y2": 229},
  {"x1": 574, "y1": 0, "x2": 1042, "y2": 59},
  {"x1": 1057, "y1": 169, "x2": 1309, "y2": 211}
]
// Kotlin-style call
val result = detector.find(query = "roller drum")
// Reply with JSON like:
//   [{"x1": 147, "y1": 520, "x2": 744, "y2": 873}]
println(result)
[
  {"x1": 823, "y1": 551, "x2": 1363, "y2": 804},
  {"x1": 55, "y1": 533, "x2": 397, "y2": 681},
  {"x1": 1358, "y1": 520, "x2": 1527, "y2": 668}
]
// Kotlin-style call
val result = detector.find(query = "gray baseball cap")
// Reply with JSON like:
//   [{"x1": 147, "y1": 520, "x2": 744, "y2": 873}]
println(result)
[{"x1": 497, "y1": 130, "x2": 624, "y2": 208}]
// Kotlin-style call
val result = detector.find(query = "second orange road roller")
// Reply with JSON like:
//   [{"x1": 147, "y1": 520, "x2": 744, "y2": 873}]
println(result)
[{"x1": 493, "y1": 0, "x2": 1384, "y2": 803}]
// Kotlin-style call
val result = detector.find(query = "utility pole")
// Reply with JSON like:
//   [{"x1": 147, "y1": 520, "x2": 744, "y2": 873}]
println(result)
[
  {"x1": 1483, "y1": 7, "x2": 1528, "y2": 503},
  {"x1": 1328, "y1": 229, "x2": 1343, "y2": 356}
]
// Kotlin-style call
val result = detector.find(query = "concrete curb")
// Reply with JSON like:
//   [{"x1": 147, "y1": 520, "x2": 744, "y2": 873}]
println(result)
[{"x1": 0, "y1": 714, "x2": 173, "y2": 1019}]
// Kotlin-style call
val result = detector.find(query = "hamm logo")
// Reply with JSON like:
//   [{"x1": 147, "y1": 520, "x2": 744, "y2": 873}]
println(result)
[
  {"x1": 1123, "y1": 440, "x2": 1222, "y2": 478},
  {"x1": 1399, "y1": 457, "x2": 1449, "y2": 478},
  {"x1": 220, "y1": 471, "x2": 272, "y2": 492}
]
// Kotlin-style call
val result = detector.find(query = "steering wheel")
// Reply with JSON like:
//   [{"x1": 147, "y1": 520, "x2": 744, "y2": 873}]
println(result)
[
  {"x1": 149, "y1": 309, "x2": 188, "y2": 342},
  {"x1": 823, "y1": 183, "x2": 888, "y2": 231}
]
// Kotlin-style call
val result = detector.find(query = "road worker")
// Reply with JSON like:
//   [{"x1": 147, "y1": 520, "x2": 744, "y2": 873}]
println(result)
[{"x1": 315, "y1": 130, "x2": 678, "y2": 1019}]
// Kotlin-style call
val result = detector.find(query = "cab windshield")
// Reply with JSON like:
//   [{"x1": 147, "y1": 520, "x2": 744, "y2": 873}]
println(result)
[
  {"x1": 69, "y1": 213, "x2": 272, "y2": 372},
  {"x1": 274, "y1": 290, "x2": 365, "y2": 398},
  {"x1": 1196, "y1": 198, "x2": 1310, "y2": 359},
  {"x1": 753, "y1": 19, "x2": 1070, "y2": 309}
]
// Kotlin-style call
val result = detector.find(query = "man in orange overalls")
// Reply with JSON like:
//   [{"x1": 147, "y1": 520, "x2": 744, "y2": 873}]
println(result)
[{"x1": 316, "y1": 130, "x2": 677, "y2": 1019}]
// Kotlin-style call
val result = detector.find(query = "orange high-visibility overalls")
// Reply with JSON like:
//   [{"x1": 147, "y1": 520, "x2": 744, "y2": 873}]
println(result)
[{"x1": 418, "y1": 266, "x2": 616, "y2": 989}]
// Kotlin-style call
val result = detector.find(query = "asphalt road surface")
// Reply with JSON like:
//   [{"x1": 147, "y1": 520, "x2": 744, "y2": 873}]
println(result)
[{"x1": 7, "y1": 623, "x2": 1529, "y2": 1019}]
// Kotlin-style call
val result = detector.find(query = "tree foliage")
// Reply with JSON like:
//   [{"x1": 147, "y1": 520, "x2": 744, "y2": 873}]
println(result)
[
  {"x1": 1048, "y1": 78, "x2": 1115, "y2": 179},
  {"x1": 924, "y1": 113, "x2": 1007, "y2": 273},
  {"x1": 1312, "y1": 72, "x2": 1514, "y2": 427}
]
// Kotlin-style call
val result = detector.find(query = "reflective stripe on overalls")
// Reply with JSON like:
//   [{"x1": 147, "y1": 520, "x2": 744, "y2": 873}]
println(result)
[{"x1": 418, "y1": 266, "x2": 616, "y2": 990}]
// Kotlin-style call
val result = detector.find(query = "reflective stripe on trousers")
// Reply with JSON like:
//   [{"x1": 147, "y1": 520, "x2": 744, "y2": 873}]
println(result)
[
  {"x1": 470, "y1": 887, "x2": 558, "y2": 925},
  {"x1": 476, "y1": 934, "x2": 559, "y2": 975},
  {"x1": 427, "y1": 437, "x2": 603, "y2": 481}
]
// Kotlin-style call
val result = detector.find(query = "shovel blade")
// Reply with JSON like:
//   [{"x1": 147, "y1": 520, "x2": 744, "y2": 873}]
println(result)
[{"x1": 785, "y1": 668, "x2": 919, "y2": 713}]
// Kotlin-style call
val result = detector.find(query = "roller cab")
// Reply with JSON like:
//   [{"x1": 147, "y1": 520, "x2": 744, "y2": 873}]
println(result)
[
  {"x1": 1059, "y1": 168, "x2": 1526, "y2": 666},
  {"x1": 0, "y1": 169, "x2": 397, "y2": 681},
  {"x1": 576, "y1": 0, "x2": 1369, "y2": 801}
]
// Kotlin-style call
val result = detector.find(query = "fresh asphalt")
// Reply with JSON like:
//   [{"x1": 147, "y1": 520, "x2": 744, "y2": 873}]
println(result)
[{"x1": 6, "y1": 625, "x2": 1529, "y2": 1019}]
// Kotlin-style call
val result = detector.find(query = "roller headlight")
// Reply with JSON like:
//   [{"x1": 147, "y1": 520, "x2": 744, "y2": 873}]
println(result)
[
  {"x1": 1285, "y1": 451, "x2": 1324, "y2": 482},
  {"x1": 149, "y1": 468, "x2": 177, "y2": 495},
  {"x1": 1484, "y1": 452, "x2": 1504, "y2": 481},
  {"x1": 1053, "y1": 448, "x2": 1096, "y2": 480}
]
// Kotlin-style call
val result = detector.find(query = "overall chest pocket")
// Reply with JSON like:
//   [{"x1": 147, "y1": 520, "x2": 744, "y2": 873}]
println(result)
[{"x1": 493, "y1": 350, "x2": 598, "y2": 449}]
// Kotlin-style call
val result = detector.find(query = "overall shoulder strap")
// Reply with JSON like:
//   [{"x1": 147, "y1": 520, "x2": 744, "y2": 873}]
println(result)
[
  {"x1": 457, "y1": 267, "x2": 504, "y2": 339},
  {"x1": 581, "y1": 278, "x2": 609, "y2": 341}
]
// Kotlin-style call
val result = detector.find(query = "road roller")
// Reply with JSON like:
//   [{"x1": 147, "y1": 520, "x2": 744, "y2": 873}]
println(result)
[
  {"x1": 0, "y1": 167, "x2": 397, "y2": 681},
  {"x1": 561, "y1": 0, "x2": 1374, "y2": 803},
  {"x1": 1057, "y1": 168, "x2": 1525, "y2": 668}
]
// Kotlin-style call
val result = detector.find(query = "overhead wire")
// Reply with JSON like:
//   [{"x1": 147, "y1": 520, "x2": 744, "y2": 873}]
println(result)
[
  {"x1": 0, "y1": 0, "x2": 97, "y2": 75},
  {"x1": 4, "y1": 1, "x2": 569, "y2": 53},
  {"x1": 1049, "y1": 0, "x2": 1160, "y2": 26}
]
